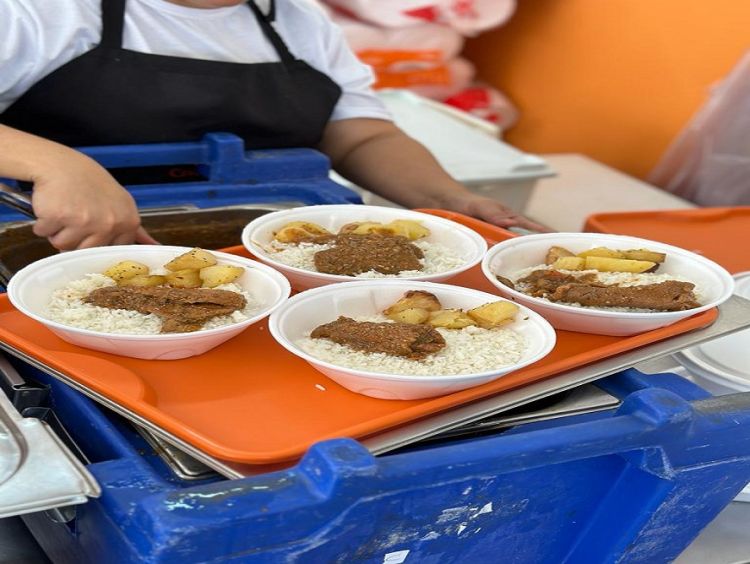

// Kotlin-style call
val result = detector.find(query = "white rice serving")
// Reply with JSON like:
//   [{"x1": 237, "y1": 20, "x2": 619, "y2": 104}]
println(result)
[
  {"x1": 511, "y1": 265, "x2": 705, "y2": 312},
  {"x1": 298, "y1": 315, "x2": 527, "y2": 376},
  {"x1": 44, "y1": 273, "x2": 260, "y2": 335},
  {"x1": 269, "y1": 239, "x2": 465, "y2": 277}
]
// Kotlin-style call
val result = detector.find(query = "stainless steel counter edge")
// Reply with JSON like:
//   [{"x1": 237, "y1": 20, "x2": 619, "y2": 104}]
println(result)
[{"x1": 0, "y1": 374, "x2": 101, "y2": 517}]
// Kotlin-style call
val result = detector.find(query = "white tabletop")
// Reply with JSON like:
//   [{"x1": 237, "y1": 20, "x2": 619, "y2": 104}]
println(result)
[{"x1": 523, "y1": 153, "x2": 695, "y2": 232}]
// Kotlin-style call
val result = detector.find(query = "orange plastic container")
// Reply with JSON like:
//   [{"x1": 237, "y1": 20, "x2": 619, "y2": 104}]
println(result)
[
  {"x1": 0, "y1": 211, "x2": 718, "y2": 465},
  {"x1": 585, "y1": 207, "x2": 750, "y2": 274}
]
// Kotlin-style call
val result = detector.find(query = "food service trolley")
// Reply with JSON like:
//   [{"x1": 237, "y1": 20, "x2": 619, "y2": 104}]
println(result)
[{"x1": 1, "y1": 135, "x2": 750, "y2": 563}]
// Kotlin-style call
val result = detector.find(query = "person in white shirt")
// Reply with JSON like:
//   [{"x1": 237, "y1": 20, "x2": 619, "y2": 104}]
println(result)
[{"x1": 0, "y1": 0, "x2": 544, "y2": 250}]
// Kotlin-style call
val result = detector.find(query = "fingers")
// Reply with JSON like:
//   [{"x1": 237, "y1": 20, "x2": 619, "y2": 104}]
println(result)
[
  {"x1": 112, "y1": 233, "x2": 137, "y2": 246},
  {"x1": 31, "y1": 217, "x2": 64, "y2": 239},
  {"x1": 34, "y1": 219, "x2": 153, "y2": 250},
  {"x1": 28, "y1": 156, "x2": 149, "y2": 250},
  {"x1": 470, "y1": 199, "x2": 552, "y2": 233},
  {"x1": 46, "y1": 227, "x2": 109, "y2": 251},
  {"x1": 135, "y1": 226, "x2": 160, "y2": 245},
  {"x1": 509, "y1": 215, "x2": 553, "y2": 233}
]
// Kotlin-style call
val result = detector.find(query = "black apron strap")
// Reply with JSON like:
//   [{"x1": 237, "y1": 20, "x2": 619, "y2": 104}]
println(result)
[
  {"x1": 266, "y1": 0, "x2": 276, "y2": 22},
  {"x1": 247, "y1": 0, "x2": 295, "y2": 64},
  {"x1": 101, "y1": 0, "x2": 127, "y2": 48}
]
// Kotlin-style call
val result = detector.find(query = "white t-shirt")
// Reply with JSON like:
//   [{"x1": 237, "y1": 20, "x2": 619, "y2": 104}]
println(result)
[{"x1": 0, "y1": 0, "x2": 391, "y2": 123}]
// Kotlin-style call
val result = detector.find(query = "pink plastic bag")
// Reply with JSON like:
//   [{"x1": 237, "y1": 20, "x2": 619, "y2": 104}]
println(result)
[
  {"x1": 649, "y1": 51, "x2": 750, "y2": 206},
  {"x1": 323, "y1": 0, "x2": 516, "y2": 35}
]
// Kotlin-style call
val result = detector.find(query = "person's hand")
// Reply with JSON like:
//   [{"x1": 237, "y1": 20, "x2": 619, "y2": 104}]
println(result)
[
  {"x1": 449, "y1": 194, "x2": 551, "y2": 233},
  {"x1": 30, "y1": 151, "x2": 158, "y2": 250}
]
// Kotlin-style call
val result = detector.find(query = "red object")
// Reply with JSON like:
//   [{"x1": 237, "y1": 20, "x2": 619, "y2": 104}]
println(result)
[
  {"x1": 403, "y1": 6, "x2": 441, "y2": 22},
  {"x1": 0, "y1": 210, "x2": 718, "y2": 465},
  {"x1": 444, "y1": 87, "x2": 501, "y2": 123}
]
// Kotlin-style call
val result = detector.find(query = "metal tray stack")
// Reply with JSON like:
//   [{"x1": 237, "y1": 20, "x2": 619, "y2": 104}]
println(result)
[{"x1": 0, "y1": 354, "x2": 99, "y2": 518}]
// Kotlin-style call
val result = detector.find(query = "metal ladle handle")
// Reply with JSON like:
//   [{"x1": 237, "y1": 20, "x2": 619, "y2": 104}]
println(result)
[{"x1": 0, "y1": 182, "x2": 35, "y2": 218}]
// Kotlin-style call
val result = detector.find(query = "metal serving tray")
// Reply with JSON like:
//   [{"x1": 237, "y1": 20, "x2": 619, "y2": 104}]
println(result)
[
  {"x1": 3, "y1": 208, "x2": 750, "y2": 479},
  {"x1": 418, "y1": 384, "x2": 621, "y2": 444},
  {"x1": 359, "y1": 294, "x2": 750, "y2": 458},
  {"x1": 3, "y1": 291, "x2": 747, "y2": 481},
  {"x1": 2, "y1": 209, "x2": 750, "y2": 478},
  {"x1": 0, "y1": 354, "x2": 100, "y2": 517}
]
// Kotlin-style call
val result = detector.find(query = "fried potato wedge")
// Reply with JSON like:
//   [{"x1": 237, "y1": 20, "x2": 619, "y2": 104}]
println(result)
[
  {"x1": 384, "y1": 290, "x2": 442, "y2": 316},
  {"x1": 584, "y1": 256, "x2": 656, "y2": 273},
  {"x1": 386, "y1": 307, "x2": 430, "y2": 325},
  {"x1": 274, "y1": 221, "x2": 331, "y2": 243},
  {"x1": 118, "y1": 274, "x2": 167, "y2": 287},
  {"x1": 164, "y1": 248, "x2": 218, "y2": 271},
  {"x1": 545, "y1": 246, "x2": 575, "y2": 265},
  {"x1": 467, "y1": 301, "x2": 519, "y2": 328},
  {"x1": 386, "y1": 219, "x2": 430, "y2": 240},
  {"x1": 428, "y1": 309, "x2": 477, "y2": 329},
  {"x1": 199, "y1": 265, "x2": 244, "y2": 288},
  {"x1": 621, "y1": 249, "x2": 666, "y2": 263},
  {"x1": 338, "y1": 221, "x2": 396, "y2": 236},
  {"x1": 103, "y1": 260, "x2": 150, "y2": 282},
  {"x1": 164, "y1": 269, "x2": 202, "y2": 289},
  {"x1": 552, "y1": 256, "x2": 586, "y2": 271},
  {"x1": 576, "y1": 247, "x2": 626, "y2": 259}
]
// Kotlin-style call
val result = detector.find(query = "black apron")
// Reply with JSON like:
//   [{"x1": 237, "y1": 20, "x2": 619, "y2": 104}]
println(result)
[{"x1": 0, "y1": 0, "x2": 342, "y2": 150}]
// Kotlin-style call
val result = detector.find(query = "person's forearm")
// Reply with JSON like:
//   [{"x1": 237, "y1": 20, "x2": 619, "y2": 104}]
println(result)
[
  {"x1": 0, "y1": 124, "x2": 156, "y2": 249},
  {"x1": 328, "y1": 127, "x2": 473, "y2": 210},
  {"x1": 0, "y1": 125, "x2": 76, "y2": 182},
  {"x1": 320, "y1": 118, "x2": 548, "y2": 231}
]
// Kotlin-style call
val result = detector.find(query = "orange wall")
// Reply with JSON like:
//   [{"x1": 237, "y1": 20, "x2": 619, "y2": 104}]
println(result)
[{"x1": 464, "y1": 0, "x2": 750, "y2": 179}]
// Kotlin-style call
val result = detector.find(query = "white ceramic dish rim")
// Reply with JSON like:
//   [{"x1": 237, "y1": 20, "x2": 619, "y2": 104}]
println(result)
[
  {"x1": 7, "y1": 245, "x2": 291, "y2": 341},
  {"x1": 268, "y1": 280, "x2": 557, "y2": 383},
  {"x1": 673, "y1": 350, "x2": 750, "y2": 390},
  {"x1": 241, "y1": 205, "x2": 488, "y2": 283},
  {"x1": 672, "y1": 271, "x2": 750, "y2": 386},
  {"x1": 481, "y1": 232, "x2": 736, "y2": 320}
]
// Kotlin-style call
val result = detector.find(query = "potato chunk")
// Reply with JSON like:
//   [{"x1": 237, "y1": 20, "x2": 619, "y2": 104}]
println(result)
[
  {"x1": 576, "y1": 247, "x2": 626, "y2": 259},
  {"x1": 545, "y1": 246, "x2": 574, "y2": 265},
  {"x1": 384, "y1": 290, "x2": 442, "y2": 316},
  {"x1": 103, "y1": 260, "x2": 150, "y2": 282},
  {"x1": 621, "y1": 249, "x2": 666, "y2": 263},
  {"x1": 118, "y1": 274, "x2": 167, "y2": 287},
  {"x1": 164, "y1": 269, "x2": 202, "y2": 289},
  {"x1": 164, "y1": 248, "x2": 217, "y2": 271},
  {"x1": 274, "y1": 222, "x2": 331, "y2": 243},
  {"x1": 584, "y1": 256, "x2": 656, "y2": 273},
  {"x1": 386, "y1": 219, "x2": 430, "y2": 240},
  {"x1": 199, "y1": 265, "x2": 244, "y2": 288},
  {"x1": 386, "y1": 308, "x2": 430, "y2": 325},
  {"x1": 428, "y1": 309, "x2": 476, "y2": 329},
  {"x1": 467, "y1": 301, "x2": 519, "y2": 328},
  {"x1": 552, "y1": 256, "x2": 586, "y2": 271},
  {"x1": 338, "y1": 221, "x2": 396, "y2": 236}
]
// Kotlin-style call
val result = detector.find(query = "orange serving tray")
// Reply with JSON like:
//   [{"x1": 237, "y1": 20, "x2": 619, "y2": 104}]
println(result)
[
  {"x1": 584, "y1": 207, "x2": 750, "y2": 274},
  {"x1": 0, "y1": 211, "x2": 718, "y2": 465}
]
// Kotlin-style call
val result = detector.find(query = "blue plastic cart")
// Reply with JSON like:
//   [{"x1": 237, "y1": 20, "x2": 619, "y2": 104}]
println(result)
[{"x1": 4, "y1": 360, "x2": 748, "y2": 564}]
